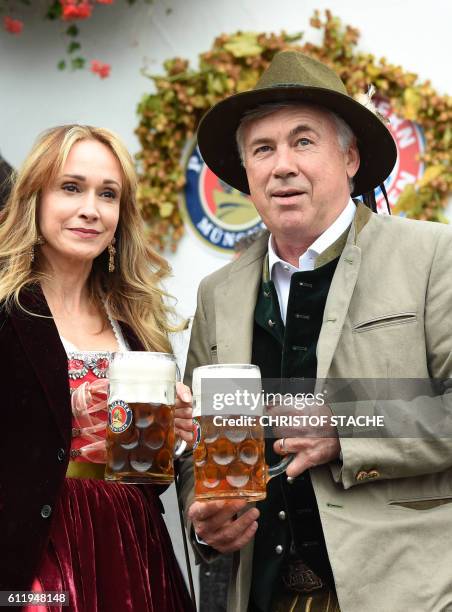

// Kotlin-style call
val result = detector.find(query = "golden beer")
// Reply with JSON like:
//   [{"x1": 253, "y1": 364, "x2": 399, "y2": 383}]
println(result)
[
  {"x1": 105, "y1": 352, "x2": 184, "y2": 484},
  {"x1": 194, "y1": 415, "x2": 267, "y2": 501},
  {"x1": 192, "y1": 364, "x2": 292, "y2": 501}
]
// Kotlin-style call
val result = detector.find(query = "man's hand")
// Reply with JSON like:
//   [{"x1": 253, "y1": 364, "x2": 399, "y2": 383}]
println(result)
[
  {"x1": 188, "y1": 500, "x2": 259, "y2": 553},
  {"x1": 268, "y1": 400, "x2": 341, "y2": 478},
  {"x1": 273, "y1": 436, "x2": 340, "y2": 478}
]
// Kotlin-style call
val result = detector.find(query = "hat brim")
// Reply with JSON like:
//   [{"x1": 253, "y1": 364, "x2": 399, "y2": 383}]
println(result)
[{"x1": 197, "y1": 85, "x2": 397, "y2": 197}]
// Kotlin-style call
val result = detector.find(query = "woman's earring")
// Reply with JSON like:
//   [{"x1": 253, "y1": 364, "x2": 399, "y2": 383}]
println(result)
[
  {"x1": 108, "y1": 238, "x2": 116, "y2": 273},
  {"x1": 30, "y1": 235, "x2": 45, "y2": 263}
]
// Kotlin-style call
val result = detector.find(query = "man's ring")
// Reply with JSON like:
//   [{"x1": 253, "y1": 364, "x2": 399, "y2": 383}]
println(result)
[{"x1": 279, "y1": 438, "x2": 287, "y2": 454}]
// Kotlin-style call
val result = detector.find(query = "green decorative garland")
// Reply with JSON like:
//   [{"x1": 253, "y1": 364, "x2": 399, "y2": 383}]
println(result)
[{"x1": 135, "y1": 10, "x2": 452, "y2": 251}]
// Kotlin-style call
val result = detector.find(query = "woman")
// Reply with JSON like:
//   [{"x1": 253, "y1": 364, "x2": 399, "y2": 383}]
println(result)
[{"x1": 0, "y1": 125, "x2": 194, "y2": 611}]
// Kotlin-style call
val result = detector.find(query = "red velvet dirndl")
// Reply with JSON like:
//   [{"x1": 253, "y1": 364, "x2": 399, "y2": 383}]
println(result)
[
  {"x1": 28, "y1": 352, "x2": 194, "y2": 612},
  {"x1": 33, "y1": 478, "x2": 194, "y2": 612}
]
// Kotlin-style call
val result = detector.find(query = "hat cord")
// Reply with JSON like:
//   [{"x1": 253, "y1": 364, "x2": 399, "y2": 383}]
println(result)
[{"x1": 362, "y1": 184, "x2": 391, "y2": 215}]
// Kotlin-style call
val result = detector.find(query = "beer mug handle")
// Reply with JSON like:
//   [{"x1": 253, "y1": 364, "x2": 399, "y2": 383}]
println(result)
[
  {"x1": 267, "y1": 454, "x2": 294, "y2": 480},
  {"x1": 174, "y1": 362, "x2": 187, "y2": 457}
]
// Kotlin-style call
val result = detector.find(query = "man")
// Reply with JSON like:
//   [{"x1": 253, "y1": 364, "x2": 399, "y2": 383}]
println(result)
[{"x1": 179, "y1": 51, "x2": 452, "y2": 612}]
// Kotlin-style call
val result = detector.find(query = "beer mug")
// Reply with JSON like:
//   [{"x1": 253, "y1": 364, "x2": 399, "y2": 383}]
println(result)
[
  {"x1": 192, "y1": 364, "x2": 292, "y2": 502},
  {"x1": 105, "y1": 352, "x2": 186, "y2": 484}
]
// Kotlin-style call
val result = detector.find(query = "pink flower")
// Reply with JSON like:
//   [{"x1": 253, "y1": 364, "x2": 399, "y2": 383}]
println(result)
[
  {"x1": 61, "y1": 1, "x2": 93, "y2": 21},
  {"x1": 4, "y1": 16, "x2": 24, "y2": 35},
  {"x1": 91, "y1": 60, "x2": 111, "y2": 79}
]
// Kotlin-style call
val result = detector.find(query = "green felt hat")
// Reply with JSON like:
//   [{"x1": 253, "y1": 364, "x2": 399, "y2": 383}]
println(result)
[{"x1": 197, "y1": 50, "x2": 397, "y2": 197}]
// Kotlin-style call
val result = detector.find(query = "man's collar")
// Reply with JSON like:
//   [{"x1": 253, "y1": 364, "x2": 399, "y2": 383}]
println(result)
[{"x1": 268, "y1": 198, "x2": 356, "y2": 275}]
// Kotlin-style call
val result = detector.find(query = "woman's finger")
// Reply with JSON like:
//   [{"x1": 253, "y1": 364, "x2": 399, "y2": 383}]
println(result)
[
  {"x1": 175, "y1": 417, "x2": 193, "y2": 432},
  {"x1": 175, "y1": 428, "x2": 194, "y2": 445},
  {"x1": 176, "y1": 381, "x2": 192, "y2": 403},
  {"x1": 175, "y1": 406, "x2": 192, "y2": 419}
]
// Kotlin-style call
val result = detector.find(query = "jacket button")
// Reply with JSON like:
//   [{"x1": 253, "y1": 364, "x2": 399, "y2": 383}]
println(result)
[
  {"x1": 57, "y1": 448, "x2": 65, "y2": 462},
  {"x1": 275, "y1": 545, "x2": 283, "y2": 554},
  {"x1": 287, "y1": 476, "x2": 295, "y2": 484},
  {"x1": 356, "y1": 470, "x2": 369, "y2": 481},
  {"x1": 41, "y1": 505, "x2": 52, "y2": 519},
  {"x1": 278, "y1": 511, "x2": 286, "y2": 521}
]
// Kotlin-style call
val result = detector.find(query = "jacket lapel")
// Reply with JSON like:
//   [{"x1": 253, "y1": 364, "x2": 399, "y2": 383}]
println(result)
[
  {"x1": 214, "y1": 234, "x2": 268, "y2": 364},
  {"x1": 316, "y1": 204, "x2": 373, "y2": 379},
  {"x1": 10, "y1": 287, "x2": 72, "y2": 445},
  {"x1": 9, "y1": 287, "x2": 147, "y2": 446}
]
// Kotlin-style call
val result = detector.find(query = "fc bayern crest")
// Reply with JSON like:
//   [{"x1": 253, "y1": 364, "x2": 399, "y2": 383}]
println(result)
[
  {"x1": 108, "y1": 400, "x2": 132, "y2": 434},
  {"x1": 374, "y1": 97, "x2": 425, "y2": 212},
  {"x1": 182, "y1": 141, "x2": 264, "y2": 255}
]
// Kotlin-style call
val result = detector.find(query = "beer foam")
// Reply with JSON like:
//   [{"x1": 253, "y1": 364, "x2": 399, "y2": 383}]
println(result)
[
  {"x1": 192, "y1": 364, "x2": 262, "y2": 417},
  {"x1": 108, "y1": 352, "x2": 176, "y2": 404},
  {"x1": 108, "y1": 351, "x2": 177, "y2": 382},
  {"x1": 192, "y1": 364, "x2": 261, "y2": 397}
]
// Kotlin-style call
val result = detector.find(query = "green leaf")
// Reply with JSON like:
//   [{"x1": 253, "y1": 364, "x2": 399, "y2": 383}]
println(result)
[
  {"x1": 138, "y1": 94, "x2": 163, "y2": 113},
  {"x1": 443, "y1": 126, "x2": 452, "y2": 149},
  {"x1": 437, "y1": 212, "x2": 450, "y2": 224},
  {"x1": 160, "y1": 202, "x2": 174, "y2": 218},
  {"x1": 403, "y1": 88, "x2": 422, "y2": 121},
  {"x1": 418, "y1": 165, "x2": 444, "y2": 189},
  {"x1": 57, "y1": 60, "x2": 67, "y2": 71},
  {"x1": 224, "y1": 32, "x2": 264, "y2": 58},
  {"x1": 393, "y1": 184, "x2": 417, "y2": 214},
  {"x1": 66, "y1": 25, "x2": 79, "y2": 37},
  {"x1": 46, "y1": 0, "x2": 62, "y2": 20},
  {"x1": 284, "y1": 31, "x2": 303, "y2": 43},
  {"x1": 67, "y1": 41, "x2": 81, "y2": 54},
  {"x1": 71, "y1": 57, "x2": 86, "y2": 71}
]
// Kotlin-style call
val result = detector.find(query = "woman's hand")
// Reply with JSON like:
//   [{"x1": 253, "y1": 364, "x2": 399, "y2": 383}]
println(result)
[{"x1": 175, "y1": 382, "x2": 194, "y2": 447}]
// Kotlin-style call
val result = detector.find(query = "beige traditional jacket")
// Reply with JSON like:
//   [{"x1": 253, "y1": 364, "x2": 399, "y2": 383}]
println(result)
[{"x1": 180, "y1": 204, "x2": 452, "y2": 612}]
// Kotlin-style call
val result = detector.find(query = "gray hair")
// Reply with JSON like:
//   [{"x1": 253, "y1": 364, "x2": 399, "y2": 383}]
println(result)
[{"x1": 235, "y1": 102, "x2": 356, "y2": 193}]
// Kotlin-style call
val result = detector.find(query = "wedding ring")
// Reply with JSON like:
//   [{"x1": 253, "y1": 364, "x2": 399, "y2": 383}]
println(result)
[{"x1": 279, "y1": 438, "x2": 287, "y2": 454}]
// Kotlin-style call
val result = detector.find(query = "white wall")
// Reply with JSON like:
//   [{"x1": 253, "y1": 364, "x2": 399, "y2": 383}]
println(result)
[
  {"x1": 1, "y1": 0, "x2": 451, "y2": 320},
  {"x1": 1, "y1": 1, "x2": 451, "y2": 600}
]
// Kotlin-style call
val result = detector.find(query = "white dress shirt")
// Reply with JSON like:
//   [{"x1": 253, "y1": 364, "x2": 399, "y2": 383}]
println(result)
[{"x1": 268, "y1": 199, "x2": 356, "y2": 324}]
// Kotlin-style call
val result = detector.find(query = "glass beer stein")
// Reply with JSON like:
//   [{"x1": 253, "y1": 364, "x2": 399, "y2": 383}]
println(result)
[
  {"x1": 105, "y1": 352, "x2": 186, "y2": 484},
  {"x1": 192, "y1": 364, "x2": 292, "y2": 502}
]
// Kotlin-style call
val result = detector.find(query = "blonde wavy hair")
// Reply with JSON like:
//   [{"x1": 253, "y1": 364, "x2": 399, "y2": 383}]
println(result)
[{"x1": 0, "y1": 124, "x2": 178, "y2": 353}]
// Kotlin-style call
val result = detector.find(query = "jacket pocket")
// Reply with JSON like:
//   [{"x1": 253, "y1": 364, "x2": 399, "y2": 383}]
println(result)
[
  {"x1": 388, "y1": 495, "x2": 452, "y2": 511},
  {"x1": 353, "y1": 312, "x2": 417, "y2": 333}
]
